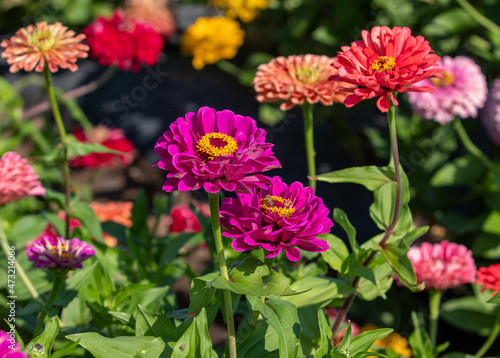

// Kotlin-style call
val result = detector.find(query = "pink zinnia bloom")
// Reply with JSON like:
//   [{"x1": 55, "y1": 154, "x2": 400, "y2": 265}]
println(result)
[
  {"x1": 330, "y1": 26, "x2": 443, "y2": 113},
  {"x1": 69, "y1": 125, "x2": 135, "y2": 169},
  {"x1": 26, "y1": 236, "x2": 95, "y2": 270},
  {"x1": 253, "y1": 54, "x2": 353, "y2": 110},
  {"x1": 154, "y1": 106, "x2": 281, "y2": 193},
  {"x1": 481, "y1": 79, "x2": 500, "y2": 146},
  {"x1": 0, "y1": 330, "x2": 27, "y2": 358},
  {"x1": 407, "y1": 241, "x2": 476, "y2": 290},
  {"x1": 83, "y1": 10, "x2": 164, "y2": 72},
  {"x1": 407, "y1": 56, "x2": 487, "y2": 124},
  {"x1": 220, "y1": 176, "x2": 332, "y2": 261},
  {"x1": 476, "y1": 264, "x2": 500, "y2": 296},
  {"x1": 0, "y1": 151, "x2": 45, "y2": 206},
  {"x1": 167, "y1": 205, "x2": 202, "y2": 233},
  {"x1": 125, "y1": 0, "x2": 176, "y2": 38}
]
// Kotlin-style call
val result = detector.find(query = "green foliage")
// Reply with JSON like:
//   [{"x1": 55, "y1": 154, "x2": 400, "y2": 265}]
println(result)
[{"x1": 316, "y1": 166, "x2": 395, "y2": 191}]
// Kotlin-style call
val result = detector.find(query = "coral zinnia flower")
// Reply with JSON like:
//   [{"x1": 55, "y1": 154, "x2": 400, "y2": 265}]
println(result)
[
  {"x1": 253, "y1": 54, "x2": 353, "y2": 111},
  {"x1": 210, "y1": 0, "x2": 267, "y2": 22},
  {"x1": 220, "y1": 176, "x2": 332, "y2": 261},
  {"x1": 0, "y1": 330, "x2": 27, "y2": 358},
  {"x1": 360, "y1": 324, "x2": 412, "y2": 358},
  {"x1": 330, "y1": 26, "x2": 443, "y2": 113},
  {"x1": 0, "y1": 21, "x2": 89, "y2": 73},
  {"x1": 125, "y1": 0, "x2": 176, "y2": 38},
  {"x1": 407, "y1": 241, "x2": 476, "y2": 290},
  {"x1": 180, "y1": 17, "x2": 245, "y2": 70},
  {"x1": 476, "y1": 264, "x2": 500, "y2": 296},
  {"x1": 83, "y1": 10, "x2": 164, "y2": 72},
  {"x1": 481, "y1": 79, "x2": 500, "y2": 146},
  {"x1": 155, "y1": 107, "x2": 280, "y2": 193},
  {"x1": 26, "y1": 236, "x2": 95, "y2": 270},
  {"x1": 90, "y1": 201, "x2": 133, "y2": 227},
  {"x1": 407, "y1": 56, "x2": 487, "y2": 124},
  {"x1": 69, "y1": 125, "x2": 135, "y2": 169},
  {"x1": 0, "y1": 152, "x2": 45, "y2": 206}
]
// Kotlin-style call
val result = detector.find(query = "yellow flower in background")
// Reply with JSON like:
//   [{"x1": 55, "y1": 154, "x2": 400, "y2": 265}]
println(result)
[
  {"x1": 211, "y1": 0, "x2": 268, "y2": 22},
  {"x1": 361, "y1": 324, "x2": 412, "y2": 358},
  {"x1": 181, "y1": 17, "x2": 245, "y2": 70}
]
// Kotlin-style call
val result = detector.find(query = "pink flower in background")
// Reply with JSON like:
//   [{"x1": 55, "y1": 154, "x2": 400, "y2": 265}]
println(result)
[
  {"x1": 330, "y1": 26, "x2": 443, "y2": 112},
  {"x1": 125, "y1": 0, "x2": 176, "y2": 38},
  {"x1": 481, "y1": 79, "x2": 500, "y2": 146},
  {"x1": 476, "y1": 264, "x2": 500, "y2": 296},
  {"x1": 83, "y1": 10, "x2": 164, "y2": 72},
  {"x1": 0, "y1": 151, "x2": 45, "y2": 205},
  {"x1": 220, "y1": 176, "x2": 332, "y2": 261},
  {"x1": 407, "y1": 56, "x2": 487, "y2": 124},
  {"x1": 26, "y1": 236, "x2": 95, "y2": 270},
  {"x1": 167, "y1": 205, "x2": 202, "y2": 233},
  {"x1": 408, "y1": 241, "x2": 476, "y2": 290},
  {"x1": 0, "y1": 330, "x2": 27, "y2": 358},
  {"x1": 154, "y1": 107, "x2": 281, "y2": 193}
]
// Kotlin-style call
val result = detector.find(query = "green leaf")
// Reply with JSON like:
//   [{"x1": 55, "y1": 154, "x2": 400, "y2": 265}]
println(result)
[
  {"x1": 27, "y1": 316, "x2": 59, "y2": 355},
  {"x1": 131, "y1": 189, "x2": 149, "y2": 234},
  {"x1": 51, "y1": 339, "x2": 81, "y2": 358},
  {"x1": 335, "y1": 322, "x2": 352, "y2": 353},
  {"x1": 369, "y1": 182, "x2": 412, "y2": 235},
  {"x1": 7, "y1": 215, "x2": 47, "y2": 247},
  {"x1": 316, "y1": 166, "x2": 395, "y2": 191},
  {"x1": 258, "y1": 103, "x2": 285, "y2": 126},
  {"x1": 188, "y1": 277, "x2": 216, "y2": 314},
  {"x1": 482, "y1": 211, "x2": 500, "y2": 235},
  {"x1": 109, "y1": 311, "x2": 135, "y2": 327},
  {"x1": 348, "y1": 329, "x2": 393, "y2": 355},
  {"x1": 236, "y1": 320, "x2": 279, "y2": 358},
  {"x1": 423, "y1": 8, "x2": 477, "y2": 36},
  {"x1": 488, "y1": 291, "x2": 500, "y2": 304},
  {"x1": 71, "y1": 200, "x2": 103, "y2": 241},
  {"x1": 320, "y1": 234, "x2": 349, "y2": 273},
  {"x1": 430, "y1": 155, "x2": 483, "y2": 187},
  {"x1": 0, "y1": 76, "x2": 23, "y2": 122},
  {"x1": 171, "y1": 308, "x2": 217, "y2": 358},
  {"x1": 281, "y1": 276, "x2": 355, "y2": 307},
  {"x1": 135, "y1": 305, "x2": 177, "y2": 338},
  {"x1": 380, "y1": 243, "x2": 423, "y2": 292},
  {"x1": 471, "y1": 233, "x2": 500, "y2": 259},
  {"x1": 315, "y1": 304, "x2": 333, "y2": 358},
  {"x1": 66, "y1": 134, "x2": 126, "y2": 159},
  {"x1": 247, "y1": 296, "x2": 301, "y2": 358},
  {"x1": 54, "y1": 261, "x2": 100, "y2": 306},
  {"x1": 441, "y1": 296, "x2": 497, "y2": 336},
  {"x1": 333, "y1": 209, "x2": 359, "y2": 252}
]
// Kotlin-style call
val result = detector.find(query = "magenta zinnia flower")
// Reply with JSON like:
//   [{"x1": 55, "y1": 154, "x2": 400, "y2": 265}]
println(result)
[
  {"x1": 481, "y1": 79, "x2": 500, "y2": 146},
  {"x1": 407, "y1": 56, "x2": 487, "y2": 124},
  {"x1": 407, "y1": 240, "x2": 476, "y2": 290},
  {"x1": 0, "y1": 151, "x2": 45, "y2": 206},
  {"x1": 220, "y1": 176, "x2": 332, "y2": 261},
  {"x1": 26, "y1": 236, "x2": 95, "y2": 270},
  {"x1": 154, "y1": 107, "x2": 281, "y2": 193},
  {"x1": 330, "y1": 26, "x2": 443, "y2": 113},
  {"x1": 0, "y1": 331, "x2": 27, "y2": 358}
]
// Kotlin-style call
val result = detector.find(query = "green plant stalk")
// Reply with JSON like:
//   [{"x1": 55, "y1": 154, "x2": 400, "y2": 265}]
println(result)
[
  {"x1": 456, "y1": 0, "x2": 500, "y2": 36},
  {"x1": 411, "y1": 311, "x2": 428, "y2": 358},
  {"x1": 475, "y1": 306, "x2": 500, "y2": 358},
  {"x1": 429, "y1": 289, "x2": 442, "y2": 349},
  {"x1": 208, "y1": 192, "x2": 237, "y2": 358},
  {"x1": 43, "y1": 66, "x2": 71, "y2": 240},
  {"x1": 0, "y1": 208, "x2": 39, "y2": 299},
  {"x1": 302, "y1": 102, "x2": 317, "y2": 192},
  {"x1": 33, "y1": 271, "x2": 66, "y2": 336}
]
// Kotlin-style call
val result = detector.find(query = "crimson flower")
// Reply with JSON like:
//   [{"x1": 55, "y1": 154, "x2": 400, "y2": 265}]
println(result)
[
  {"x1": 330, "y1": 26, "x2": 443, "y2": 112},
  {"x1": 167, "y1": 205, "x2": 202, "y2": 233},
  {"x1": 476, "y1": 264, "x2": 500, "y2": 296}
]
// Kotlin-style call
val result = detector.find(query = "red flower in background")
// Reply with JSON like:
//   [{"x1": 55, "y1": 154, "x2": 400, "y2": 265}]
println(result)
[
  {"x1": 83, "y1": 10, "x2": 164, "y2": 72},
  {"x1": 167, "y1": 205, "x2": 202, "y2": 233},
  {"x1": 70, "y1": 125, "x2": 135, "y2": 169},
  {"x1": 476, "y1": 264, "x2": 500, "y2": 296}
]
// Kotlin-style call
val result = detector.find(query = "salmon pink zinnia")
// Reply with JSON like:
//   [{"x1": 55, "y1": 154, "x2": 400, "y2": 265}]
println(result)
[
  {"x1": 154, "y1": 107, "x2": 281, "y2": 193},
  {"x1": 476, "y1": 264, "x2": 500, "y2": 296},
  {"x1": 330, "y1": 26, "x2": 444, "y2": 113},
  {"x1": 220, "y1": 176, "x2": 332, "y2": 261}
]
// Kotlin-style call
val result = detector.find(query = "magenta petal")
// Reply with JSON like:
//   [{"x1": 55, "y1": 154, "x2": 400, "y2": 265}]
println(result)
[{"x1": 285, "y1": 246, "x2": 301, "y2": 261}]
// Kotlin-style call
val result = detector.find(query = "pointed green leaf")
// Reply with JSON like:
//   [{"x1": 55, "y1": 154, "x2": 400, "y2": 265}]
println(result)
[
  {"x1": 333, "y1": 209, "x2": 358, "y2": 252},
  {"x1": 488, "y1": 291, "x2": 500, "y2": 304},
  {"x1": 348, "y1": 328, "x2": 393, "y2": 355},
  {"x1": 320, "y1": 234, "x2": 349, "y2": 273},
  {"x1": 236, "y1": 320, "x2": 279, "y2": 358},
  {"x1": 27, "y1": 316, "x2": 59, "y2": 355},
  {"x1": 316, "y1": 166, "x2": 395, "y2": 191},
  {"x1": 315, "y1": 304, "x2": 333, "y2": 358},
  {"x1": 281, "y1": 276, "x2": 355, "y2": 307},
  {"x1": 430, "y1": 155, "x2": 484, "y2": 187},
  {"x1": 66, "y1": 134, "x2": 127, "y2": 159},
  {"x1": 71, "y1": 200, "x2": 103, "y2": 242},
  {"x1": 188, "y1": 276, "x2": 216, "y2": 314},
  {"x1": 171, "y1": 308, "x2": 217, "y2": 358},
  {"x1": 51, "y1": 340, "x2": 81, "y2": 358},
  {"x1": 380, "y1": 243, "x2": 423, "y2": 292},
  {"x1": 135, "y1": 305, "x2": 177, "y2": 338}
]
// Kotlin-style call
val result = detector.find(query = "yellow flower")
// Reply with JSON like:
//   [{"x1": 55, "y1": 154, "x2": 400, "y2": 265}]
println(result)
[
  {"x1": 180, "y1": 17, "x2": 245, "y2": 70},
  {"x1": 210, "y1": 0, "x2": 268, "y2": 22},
  {"x1": 361, "y1": 324, "x2": 412, "y2": 358}
]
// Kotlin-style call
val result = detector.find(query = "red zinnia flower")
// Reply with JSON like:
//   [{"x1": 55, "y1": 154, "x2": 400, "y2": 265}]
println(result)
[
  {"x1": 476, "y1": 264, "x2": 500, "y2": 296},
  {"x1": 167, "y1": 205, "x2": 202, "y2": 233},
  {"x1": 83, "y1": 10, "x2": 164, "y2": 72},
  {"x1": 330, "y1": 26, "x2": 444, "y2": 113}
]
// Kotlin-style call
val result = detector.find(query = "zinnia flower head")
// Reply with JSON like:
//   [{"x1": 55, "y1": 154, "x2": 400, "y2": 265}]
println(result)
[
  {"x1": 0, "y1": 21, "x2": 89, "y2": 73},
  {"x1": 476, "y1": 264, "x2": 500, "y2": 296},
  {"x1": 26, "y1": 236, "x2": 95, "y2": 270},
  {"x1": 90, "y1": 201, "x2": 133, "y2": 227},
  {"x1": 69, "y1": 125, "x2": 135, "y2": 169},
  {"x1": 0, "y1": 151, "x2": 45, "y2": 206},
  {"x1": 125, "y1": 0, "x2": 176, "y2": 38},
  {"x1": 407, "y1": 56, "x2": 487, "y2": 124},
  {"x1": 83, "y1": 10, "x2": 164, "y2": 72},
  {"x1": 180, "y1": 17, "x2": 245, "y2": 70},
  {"x1": 330, "y1": 26, "x2": 444, "y2": 113},
  {"x1": 154, "y1": 106, "x2": 280, "y2": 193},
  {"x1": 407, "y1": 240, "x2": 476, "y2": 290},
  {"x1": 360, "y1": 324, "x2": 412, "y2": 358},
  {"x1": 210, "y1": 0, "x2": 267, "y2": 22},
  {"x1": 0, "y1": 330, "x2": 27, "y2": 358},
  {"x1": 481, "y1": 79, "x2": 500, "y2": 146},
  {"x1": 167, "y1": 205, "x2": 202, "y2": 233},
  {"x1": 253, "y1": 54, "x2": 353, "y2": 111},
  {"x1": 220, "y1": 176, "x2": 332, "y2": 261}
]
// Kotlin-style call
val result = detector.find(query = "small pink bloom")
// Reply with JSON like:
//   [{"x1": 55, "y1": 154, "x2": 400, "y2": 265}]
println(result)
[
  {"x1": 481, "y1": 79, "x2": 500, "y2": 146},
  {"x1": 0, "y1": 151, "x2": 45, "y2": 206},
  {"x1": 0, "y1": 330, "x2": 27, "y2": 358},
  {"x1": 125, "y1": 0, "x2": 176, "y2": 38},
  {"x1": 408, "y1": 240, "x2": 476, "y2": 290},
  {"x1": 476, "y1": 264, "x2": 500, "y2": 296}
]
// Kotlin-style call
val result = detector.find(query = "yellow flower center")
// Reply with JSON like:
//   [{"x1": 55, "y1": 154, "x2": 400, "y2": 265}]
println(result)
[
  {"x1": 371, "y1": 56, "x2": 396, "y2": 72},
  {"x1": 430, "y1": 71, "x2": 455, "y2": 87},
  {"x1": 30, "y1": 30, "x2": 56, "y2": 53},
  {"x1": 196, "y1": 132, "x2": 238, "y2": 161},
  {"x1": 292, "y1": 65, "x2": 323, "y2": 84},
  {"x1": 260, "y1": 195, "x2": 295, "y2": 217}
]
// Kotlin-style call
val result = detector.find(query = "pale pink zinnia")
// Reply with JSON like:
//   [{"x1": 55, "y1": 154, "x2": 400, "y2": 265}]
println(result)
[
  {"x1": 0, "y1": 151, "x2": 45, "y2": 206},
  {"x1": 220, "y1": 176, "x2": 332, "y2": 261},
  {"x1": 481, "y1": 79, "x2": 500, "y2": 146},
  {"x1": 407, "y1": 56, "x2": 487, "y2": 124},
  {"x1": 154, "y1": 106, "x2": 281, "y2": 193},
  {"x1": 407, "y1": 240, "x2": 476, "y2": 290},
  {"x1": 0, "y1": 330, "x2": 27, "y2": 358},
  {"x1": 253, "y1": 54, "x2": 352, "y2": 111}
]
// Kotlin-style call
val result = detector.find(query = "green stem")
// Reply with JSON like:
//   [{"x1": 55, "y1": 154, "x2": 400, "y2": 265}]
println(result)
[
  {"x1": 208, "y1": 192, "x2": 237, "y2": 358},
  {"x1": 475, "y1": 306, "x2": 500, "y2": 358},
  {"x1": 43, "y1": 66, "x2": 71, "y2": 240},
  {"x1": 411, "y1": 311, "x2": 428, "y2": 358},
  {"x1": 33, "y1": 271, "x2": 66, "y2": 336},
  {"x1": 216, "y1": 60, "x2": 244, "y2": 77},
  {"x1": 456, "y1": 0, "x2": 500, "y2": 35},
  {"x1": 0, "y1": 209, "x2": 39, "y2": 299},
  {"x1": 429, "y1": 289, "x2": 442, "y2": 349},
  {"x1": 301, "y1": 102, "x2": 317, "y2": 192}
]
